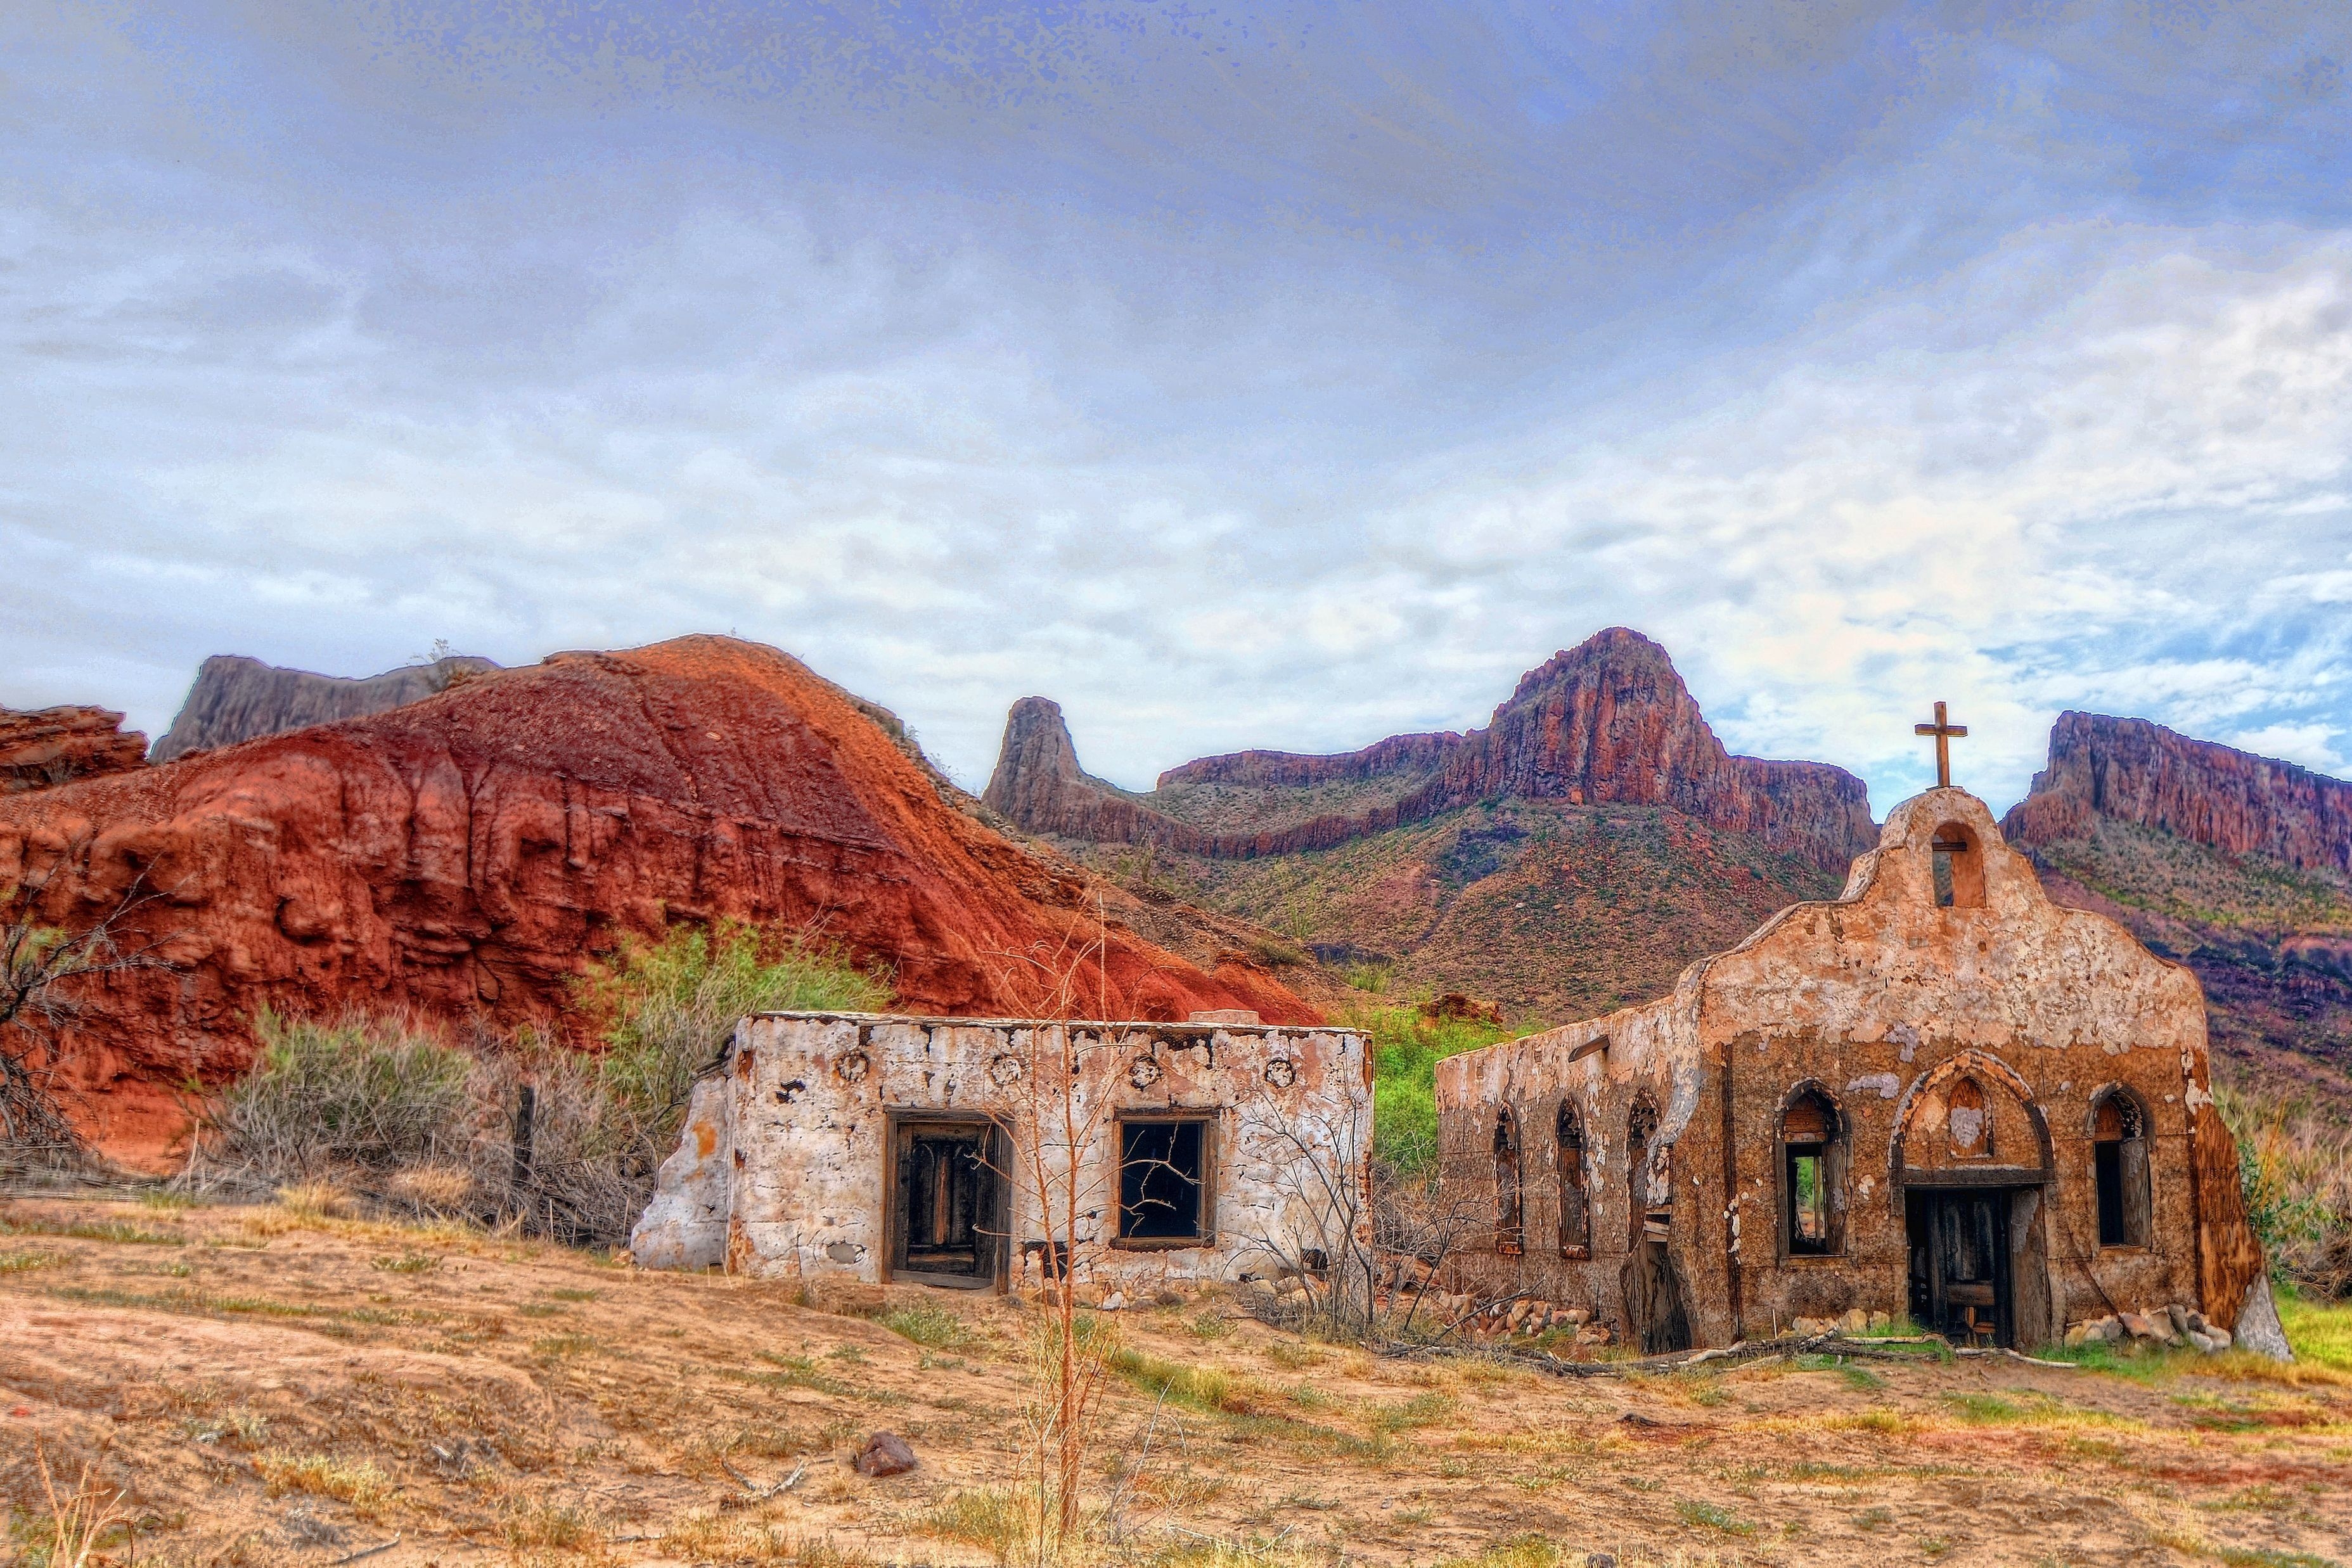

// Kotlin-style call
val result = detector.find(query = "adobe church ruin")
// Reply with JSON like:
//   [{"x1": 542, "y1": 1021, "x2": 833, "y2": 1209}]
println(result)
[
  {"x1": 1436, "y1": 783, "x2": 2278, "y2": 1354},
  {"x1": 632, "y1": 1013, "x2": 1370, "y2": 1296}
]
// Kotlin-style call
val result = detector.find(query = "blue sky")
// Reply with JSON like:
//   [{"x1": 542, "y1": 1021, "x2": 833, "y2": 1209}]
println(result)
[{"x1": 4, "y1": 2, "x2": 2349, "y2": 816}]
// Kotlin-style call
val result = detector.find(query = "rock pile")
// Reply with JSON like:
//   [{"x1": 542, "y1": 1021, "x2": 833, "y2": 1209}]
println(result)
[
  {"x1": 2067, "y1": 1304, "x2": 2233, "y2": 1353},
  {"x1": 1391, "y1": 1292, "x2": 1613, "y2": 1347},
  {"x1": 1783, "y1": 1309, "x2": 1895, "y2": 1337}
]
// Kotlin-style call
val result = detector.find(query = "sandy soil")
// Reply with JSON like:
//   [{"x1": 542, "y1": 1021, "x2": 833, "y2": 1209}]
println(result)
[{"x1": 3, "y1": 1195, "x2": 2348, "y2": 1568}]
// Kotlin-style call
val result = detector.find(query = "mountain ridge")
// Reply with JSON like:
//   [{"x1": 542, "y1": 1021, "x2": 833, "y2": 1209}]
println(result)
[{"x1": 987, "y1": 628, "x2": 1878, "y2": 875}]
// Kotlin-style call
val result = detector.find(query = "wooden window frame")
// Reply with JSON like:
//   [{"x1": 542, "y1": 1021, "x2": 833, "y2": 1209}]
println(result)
[{"x1": 1110, "y1": 1109, "x2": 1218, "y2": 1251}]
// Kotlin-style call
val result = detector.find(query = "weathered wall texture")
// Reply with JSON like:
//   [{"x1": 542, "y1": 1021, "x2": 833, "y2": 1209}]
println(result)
[
  {"x1": 633, "y1": 1012, "x2": 1372, "y2": 1295},
  {"x1": 1437, "y1": 787, "x2": 2266, "y2": 1348}
]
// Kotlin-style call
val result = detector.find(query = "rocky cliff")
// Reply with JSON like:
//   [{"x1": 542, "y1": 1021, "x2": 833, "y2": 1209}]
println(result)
[
  {"x1": 0, "y1": 637, "x2": 1313, "y2": 1160},
  {"x1": 150, "y1": 653, "x2": 501, "y2": 762},
  {"x1": 0, "y1": 707, "x2": 148, "y2": 794},
  {"x1": 2004, "y1": 714, "x2": 2352, "y2": 1088},
  {"x1": 987, "y1": 629, "x2": 1873, "y2": 1022},
  {"x1": 2006, "y1": 712, "x2": 2352, "y2": 877},
  {"x1": 988, "y1": 629, "x2": 1877, "y2": 875}
]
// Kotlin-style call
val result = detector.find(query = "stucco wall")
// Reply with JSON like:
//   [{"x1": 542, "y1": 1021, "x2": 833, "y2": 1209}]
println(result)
[
  {"x1": 1437, "y1": 787, "x2": 2265, "y2": 1348},
  {"x1": 633, "y1": 1011, "x2": 1371, "y2": 1296}
]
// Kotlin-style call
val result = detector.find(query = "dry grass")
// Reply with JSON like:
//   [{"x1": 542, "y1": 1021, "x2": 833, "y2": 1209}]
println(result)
[
  {"x1": 6, "y1": 1196, "x2": 2352, "y2": 1567},
  {"x1": 253, "y1": 1450, "x2": 394, "y2": 1518},
  {"x1": 2217, "y1": 1081, "x2": 2352, "y2": 1301}
]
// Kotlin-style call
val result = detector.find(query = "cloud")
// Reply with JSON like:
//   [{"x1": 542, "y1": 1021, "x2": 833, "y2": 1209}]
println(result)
[{"x1": 1, "y1": 3, "x2": 2349, "y2": 821}]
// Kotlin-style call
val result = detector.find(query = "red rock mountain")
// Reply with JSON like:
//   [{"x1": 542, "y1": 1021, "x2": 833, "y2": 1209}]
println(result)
[
  {"x1": 2006, "y1": 712, "x2": 2352, "y2": 877},
  {"x1": 2003, "y1": 714, "x2": 2352, "y2": 1089},
  {"x1": 0, "y1": 637, "x2": 1313, "y2": 1159},
  {"x1": 986, "y1": 628, "x2": 1876, "y2": 875},
  {"x1": 0, "y1": 707, "x2": 149, "y2": 795},
  {"x1": 151, "y1": 653, "x2": 501, "y2": 762}
]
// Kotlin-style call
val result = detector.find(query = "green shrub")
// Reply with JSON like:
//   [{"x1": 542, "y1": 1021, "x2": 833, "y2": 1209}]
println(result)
[
  {"x1": 202, "y1": 923, "x2": 892, "y2": 1247},
  {"x1": 576, "y1": 919, "x2": 891, "y2": 1129},
  {"x1": 1349, "y1": 1004, "x2": 1517, "y2": 1176}
]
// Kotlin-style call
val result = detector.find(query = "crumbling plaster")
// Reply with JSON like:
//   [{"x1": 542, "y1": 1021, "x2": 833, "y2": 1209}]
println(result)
[
  {"x1": 633, "y1": 1012, "x2": 1371, "y2": 1296},
  {"x1": 1436, "y1": 787, "x2": 2265, "y2": 1348}
]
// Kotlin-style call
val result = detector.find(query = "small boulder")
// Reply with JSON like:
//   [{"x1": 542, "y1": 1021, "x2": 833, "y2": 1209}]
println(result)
[
  {"x1": 1100, "y1": 1292, "x2": 1127, "y2": 1312},
  {"x1": 1841, "y1": 1308, "x2": 1870, "y2": 1335},
  {"x1": 1867, "y1": 1310, "x2": 1891, "y2": 1333},
  {"x1": 2118, "y1": 1311, "x2": 2162, "y2": 1342},
  {"x1": 2064, "y1": 1323, "x2": 2088, "y2": 1348},
  {"x1": 854, "y1": 1432, "x2": 918, "y2": 1478}
]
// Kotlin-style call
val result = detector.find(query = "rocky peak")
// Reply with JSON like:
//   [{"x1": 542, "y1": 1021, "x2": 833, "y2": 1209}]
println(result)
[
  {"x1": 152, "y1": 653, "x2": 501, "y2": 762},
  {"x1": 0, "y1": 706, "x2": 149, "y2": 794},
  {"x1": 2003, "y1": 712, "x2": 2352, "y2": 876},
  {"x1": 987, "y1": 628, "x2": 1879, "y2": 873}
]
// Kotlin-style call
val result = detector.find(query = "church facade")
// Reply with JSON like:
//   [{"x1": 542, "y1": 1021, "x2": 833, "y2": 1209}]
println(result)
[{"x1": 1434, "y1": 786, "x2": 2273, "y2": 1353}]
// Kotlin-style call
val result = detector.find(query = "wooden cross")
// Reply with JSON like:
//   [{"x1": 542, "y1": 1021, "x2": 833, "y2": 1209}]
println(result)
[{"x1": 1915, "y1": 700, "x2": 1968, "y2": 788}]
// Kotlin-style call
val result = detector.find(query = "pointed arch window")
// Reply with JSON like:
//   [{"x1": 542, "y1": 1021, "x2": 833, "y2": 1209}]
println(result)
[
  {"x1": 1557, "y1": 1100, "x2": 1590, "y2": 1259},
  {"x1": 2093, "y1": 1091, "x2": 2152, "y2": 1249},
  {"x1": 1782, "y1": 1088, "x2": 1844, "y2": 1256},
  {"x1": 1493, "y1": 1108, "x2": 1523, "y2": 1255},
  {"x1": 1948, "y1": 1076, "x2": 1991, "y2": 1159},
  {"x1": 1627, "y1": 1095, "x2": 1662, "y2": 1246}
]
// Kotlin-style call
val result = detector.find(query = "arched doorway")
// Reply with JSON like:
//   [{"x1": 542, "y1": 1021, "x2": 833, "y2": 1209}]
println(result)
[{"x1": 1892, "y1": 1053, "x2": 2056, "y2": 1347}]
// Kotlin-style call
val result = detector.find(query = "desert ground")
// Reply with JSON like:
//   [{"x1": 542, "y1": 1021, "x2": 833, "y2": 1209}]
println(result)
[{"x1": 3, "y1": 1193, "x2": 2348, "y2": 1568}]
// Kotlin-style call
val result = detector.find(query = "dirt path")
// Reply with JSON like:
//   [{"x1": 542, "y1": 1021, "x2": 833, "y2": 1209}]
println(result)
[{"x1": 3, "y1": 1196, "x2": 2347, "y2": 1567}]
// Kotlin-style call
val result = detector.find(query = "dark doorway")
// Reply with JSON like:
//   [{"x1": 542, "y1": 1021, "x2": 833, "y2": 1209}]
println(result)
[
  {"x1": 891, "y1": 1119, "x2": 1005, "y2": 1287},
  {"x1": 1906, "y1": 1188, "x2": 2013, "y2": 1346}
]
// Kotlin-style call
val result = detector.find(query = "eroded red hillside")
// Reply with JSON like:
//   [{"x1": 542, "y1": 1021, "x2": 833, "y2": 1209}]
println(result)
[{"x1": 0, "y1": 637, "x2": 1313, "y2": 1160}]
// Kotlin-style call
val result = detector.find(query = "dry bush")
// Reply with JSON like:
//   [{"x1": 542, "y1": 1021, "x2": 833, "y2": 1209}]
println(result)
[
  {"x1": 186, "y1": 922, "x2": 889, "y2": 1247},
  {"x1": 2219, "y1": 1081, "x2": 2352, "y2": 1299}
]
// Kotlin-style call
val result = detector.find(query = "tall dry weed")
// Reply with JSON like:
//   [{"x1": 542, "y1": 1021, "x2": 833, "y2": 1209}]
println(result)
[
  {"x1": 185, "y1": 922, "x2": 888, "y2": 1246},
  {"x1": 2218, "y1": 1080, "x2": 2352, "y2": 1299}
]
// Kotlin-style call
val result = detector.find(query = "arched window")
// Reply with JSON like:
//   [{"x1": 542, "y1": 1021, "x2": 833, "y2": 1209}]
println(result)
[
  {"x1": 1781, "y1": 1088, "x2": 1843, "y2": 1256},
  {"x1": 1557, "y1": 1100, "x2": 1590, "y2": 1259},
  {"x1": 2093, "y1": 1091, "x2": 2152, "y2": 1248},
  {"x1": 1627, "y1": 1095, "x2": 1662, "y2": 1245},
  {"x1": 1931, "y1": 821, "x2": 1986, "y2": 909},
  {"x1": 1948, "y1": 1076, "x2": 1991, "y2": 1159},
  {"x1": 1493, "y1": 1109, "x2": 1523, "y2": 1254}
]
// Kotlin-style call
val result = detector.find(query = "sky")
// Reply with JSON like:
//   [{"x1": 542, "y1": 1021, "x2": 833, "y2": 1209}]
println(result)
[{"x1": 4, "y1": 1, "x2": 2350, "y2": 818}]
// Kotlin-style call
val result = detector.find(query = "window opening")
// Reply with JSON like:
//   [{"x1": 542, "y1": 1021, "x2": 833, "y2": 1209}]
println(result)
[
  {"x1": 1557, "y1": 1100, "x2": 1590, "y2": 1258},
  {"x1": 1493, "y1": 1109, "x2": 1523, "y2": 1254},
  {"x1": 1931, "y1": 823, "x2": 1984, "y2": 908},
  {"x1": 2093, "y1": 1092, "x2": 2152, "y2": 1248},
  {"x1": 1628, "y1": 1095, "x2": 1661, "y2": 1245},
  {"x1": 1117, "y1": 1117, "x2": 1209, "y2": 1242},
  {"x1": 1948, "y1": 1076, "x2": 1991, "y2": 1159},
  {"x1": 1782, "y1": 1091, "x2": 1842, "y2": 1255}
]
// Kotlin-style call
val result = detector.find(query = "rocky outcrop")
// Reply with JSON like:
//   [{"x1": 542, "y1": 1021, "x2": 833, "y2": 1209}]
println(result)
[
  {"x1": 2005, "y1": 714, "x2": 2352, "y2": 1088},
  {"x1": 2005, "y1": 712, "x2": 2352, "y2": 877},
  {"x1": 0, "y1": 708, "x2": 148, "y2": 794},
  {"x1": 151, "y1": 654, "x2": 500, "y2": 762},
  {"x1": 989, "y1": 629, "x2": 1877, "y2": 875},
  {"x1": 0, "y1": 637, "x2": 1313, "y2": 1160}
]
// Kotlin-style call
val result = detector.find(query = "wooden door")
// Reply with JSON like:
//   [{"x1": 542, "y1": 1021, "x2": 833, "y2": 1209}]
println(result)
[
  {"x1": 892, "y1": 1122, "x2": 1001, "y2": 1285},
  {"x1": 1906, "y1": 1188, "x2": 2012, "y2": 1346}
]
